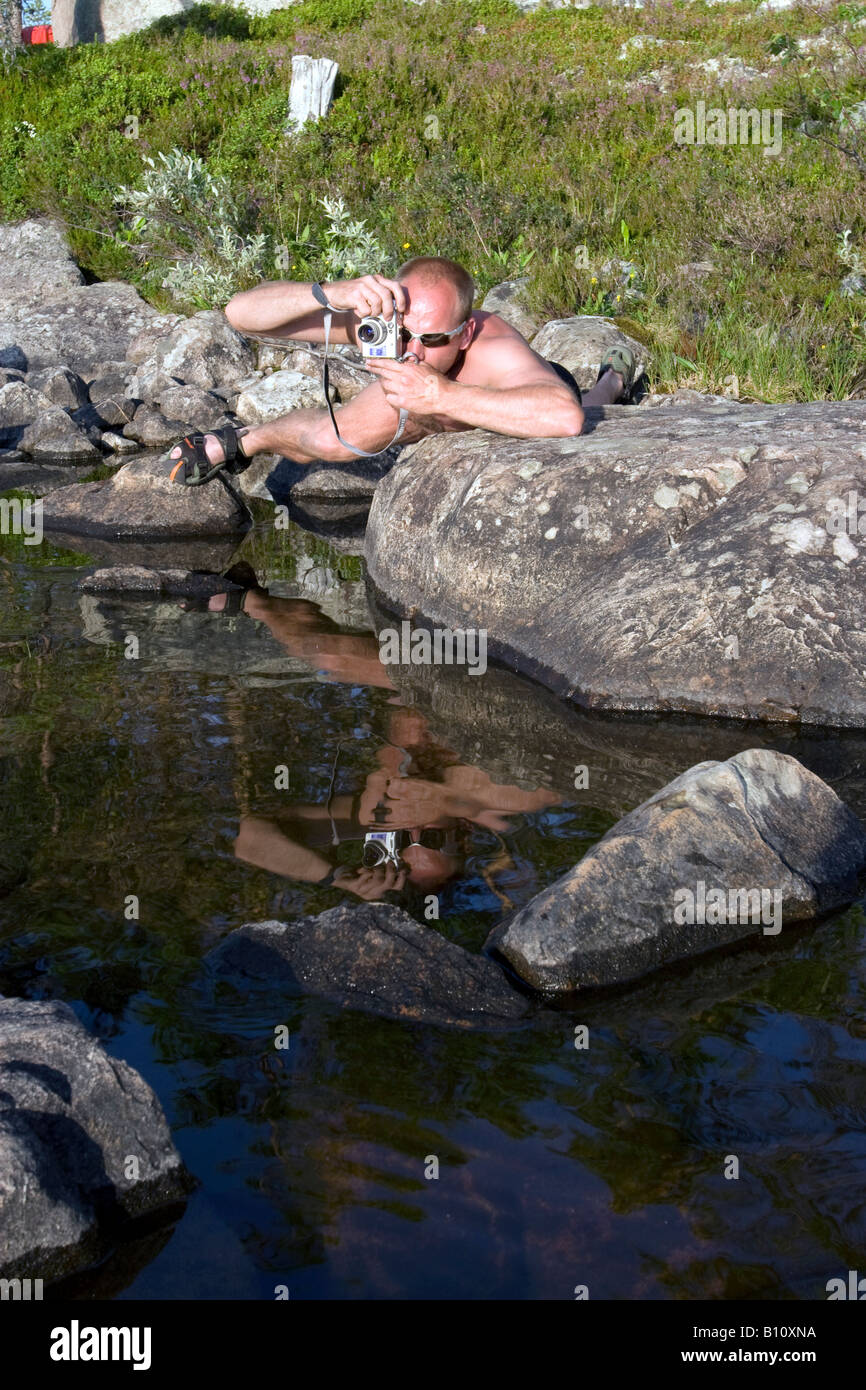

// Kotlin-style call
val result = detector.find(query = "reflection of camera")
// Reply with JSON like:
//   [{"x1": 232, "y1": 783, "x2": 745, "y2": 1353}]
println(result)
[
  {"x1": 357, "y1": 301, "x2": 401, "y2": 359},
  {"x1": 362, "y1": 830, "x2": 405, "y2": 868}
]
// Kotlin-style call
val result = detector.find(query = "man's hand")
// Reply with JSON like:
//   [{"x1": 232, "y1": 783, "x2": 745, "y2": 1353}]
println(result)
[
  {"x1": 321, "y1": 274, "x2": 407, "y2": 319},
  {"x1": 332, "y1": 863, "x2": 407, "y2": 899},
  {"x1": 364, "y1": 358, "x2": 452, "y2": 415}
]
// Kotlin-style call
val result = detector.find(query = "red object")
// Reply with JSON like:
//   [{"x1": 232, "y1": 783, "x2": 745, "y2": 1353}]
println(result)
[{"x1": 22, "y1": 25, "x2": 53, "y2": 45}]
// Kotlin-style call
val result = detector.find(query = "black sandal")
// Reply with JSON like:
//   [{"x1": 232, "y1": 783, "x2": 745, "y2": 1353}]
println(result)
[{"x1": 167, "y1": 427, "x2": 253, "y2": 487}]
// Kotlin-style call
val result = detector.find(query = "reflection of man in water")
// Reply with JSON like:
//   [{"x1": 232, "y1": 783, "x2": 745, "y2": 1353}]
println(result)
[{"x1": 206, "y1": 574, "x2": 559, "y2": 902}]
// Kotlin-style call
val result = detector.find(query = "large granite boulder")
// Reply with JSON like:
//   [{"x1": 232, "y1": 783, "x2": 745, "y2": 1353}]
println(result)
[
  {"x1": 206, "y1": 903, "x2": 531, "y2": 1029},
  {"x1": 0, "y1": 221, "x2": 162, "y2": 372},
  {"x1": 128, "y1": 311, "x2": 256, "y2": 398},
  {"x1": 41, "y1": 454, "x2": 251, "y2": 538},
  {"x1": 0, "y1": 219, "x2": 85, "y2": 304},
  {"x1": 365, "y1": 399, "x2": 866, "y2": 727},
  {"x1": 0, "y1": 996, "x2": 190, "y2": 1280},
  {"x1": 488, "y1": 749, "x2": 866, "y2": 995}
]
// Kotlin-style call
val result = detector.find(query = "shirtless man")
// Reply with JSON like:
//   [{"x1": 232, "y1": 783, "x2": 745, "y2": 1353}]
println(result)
[{"x1": 167, "y1": 255, "x2": 633, "y2": 478}]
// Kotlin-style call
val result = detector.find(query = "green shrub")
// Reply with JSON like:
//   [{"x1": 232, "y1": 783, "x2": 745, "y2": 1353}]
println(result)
[{"x1": 0, "y1": 0, "x2": 863, "y2": 397}]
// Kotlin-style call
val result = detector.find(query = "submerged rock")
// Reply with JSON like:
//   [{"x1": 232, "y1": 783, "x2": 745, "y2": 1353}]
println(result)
[
  {"x1": 206, "y1": 903, "x2": 531, "y2": 1029},
  {"x1": 488, "y1": 749, "x2": 866, "y2": 995},
  {"x1": 365, "y1": 399, "x2": 866, "y2": 727},
  {"x1": 80, "y1": 565, "x2": 247, "y2": 599},
  {"x1": 41, "y1": 454, "x2": 251, "y2": 539},
  {"x1": 0, "y1": 996, "x2": 191, "y2": 1280}
]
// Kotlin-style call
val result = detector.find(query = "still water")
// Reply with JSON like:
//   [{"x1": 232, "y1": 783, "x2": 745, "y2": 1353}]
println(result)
[{"x1": 1, "y1": 510, "x2": 865, "y2": 1299}]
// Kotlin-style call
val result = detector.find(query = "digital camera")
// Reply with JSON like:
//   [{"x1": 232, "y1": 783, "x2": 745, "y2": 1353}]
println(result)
[
  {"x1": 357, "y1": 300, "x2": 402, "y2": 359},
  {"x1": 362, "y1": 830, "x2": 405, "y2": 868}
]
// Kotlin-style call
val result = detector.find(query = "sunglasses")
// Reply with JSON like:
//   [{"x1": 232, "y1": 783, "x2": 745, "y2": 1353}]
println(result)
[{"x1": 399, "y1": 319, "x2": 468, "y2": 348}]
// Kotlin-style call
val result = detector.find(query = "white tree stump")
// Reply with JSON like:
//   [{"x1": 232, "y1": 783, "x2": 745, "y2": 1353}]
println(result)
[{"x1": 286, "y1": 55, "x2": 339, "y2": 133}]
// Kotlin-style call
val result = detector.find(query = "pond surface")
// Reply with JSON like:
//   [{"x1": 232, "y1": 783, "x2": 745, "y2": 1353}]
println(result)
[{"x1": 1, "y1": 510, "x2": 865, "y2": 1300}]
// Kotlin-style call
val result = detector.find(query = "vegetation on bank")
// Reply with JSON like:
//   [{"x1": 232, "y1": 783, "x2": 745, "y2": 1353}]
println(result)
[{"x1": 0, "y1": 0, "x2": 864, "y2": 399}]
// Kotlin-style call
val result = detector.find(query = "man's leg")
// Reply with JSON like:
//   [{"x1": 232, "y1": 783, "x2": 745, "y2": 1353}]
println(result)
[
  {"x1": 168, "y1": 379, "x2": 411, "y2": 469},
  {"x1": 581, "y1": 365, "x2": 625, "y2": 409}
]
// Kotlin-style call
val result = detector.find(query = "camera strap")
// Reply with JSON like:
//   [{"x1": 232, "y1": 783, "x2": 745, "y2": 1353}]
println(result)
[{"x1": 311, "y1": 282, "x2": 408, "y2": 458}]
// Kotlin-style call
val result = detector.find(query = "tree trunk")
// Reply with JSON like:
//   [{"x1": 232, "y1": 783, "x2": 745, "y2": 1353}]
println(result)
[{"x1": 0, "y1": 0, "x2": 23, "y2": 59}]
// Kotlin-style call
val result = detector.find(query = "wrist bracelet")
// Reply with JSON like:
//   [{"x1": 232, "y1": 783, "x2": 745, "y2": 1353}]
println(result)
[{"x1": 311, "y1": 282, "x2": 347, "y2": 313}]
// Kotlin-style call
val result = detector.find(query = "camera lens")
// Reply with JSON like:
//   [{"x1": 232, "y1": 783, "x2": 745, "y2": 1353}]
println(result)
[
  {"x1": 362, "y1": 841, "x2": 387, "y2": 867},
  {"x1": 358, "y1": 319, "x2": 385, "y2": 345}
]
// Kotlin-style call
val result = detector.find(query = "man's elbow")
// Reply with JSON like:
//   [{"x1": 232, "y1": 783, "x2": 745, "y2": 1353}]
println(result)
[
  {"x1": 547, "y1": 400, "x2": 584, "y2": 437},
  {"x1": 224, "y1": 294, "x2": 244, "y2": 330}
]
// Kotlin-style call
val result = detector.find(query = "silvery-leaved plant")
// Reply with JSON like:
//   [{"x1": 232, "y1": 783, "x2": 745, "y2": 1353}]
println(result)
[{"x1": 318, "y1": 195, "x2": 392, "y2": 278}]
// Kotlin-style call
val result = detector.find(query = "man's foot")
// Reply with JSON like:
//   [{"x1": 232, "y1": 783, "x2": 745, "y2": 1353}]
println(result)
[
  {"x1": 596, "y1": 346, "x2": 637, "y2": 402},
  {"x1": 167, "y1": 426, "x2": 253, "y2": 486}
]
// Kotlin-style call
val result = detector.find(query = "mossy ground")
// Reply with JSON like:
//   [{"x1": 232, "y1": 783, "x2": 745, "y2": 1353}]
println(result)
[{"x1": 1, "y1": 0, "x2": 864, "y2": 399}]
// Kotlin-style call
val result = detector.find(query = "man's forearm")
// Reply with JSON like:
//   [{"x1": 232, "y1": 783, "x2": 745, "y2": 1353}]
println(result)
[
  {"x1": 225, "y1": 280, "x2": 325, "y2": 335},
  {"x1": 439, "y1": 381, "x2": 583, "y2": 437}
]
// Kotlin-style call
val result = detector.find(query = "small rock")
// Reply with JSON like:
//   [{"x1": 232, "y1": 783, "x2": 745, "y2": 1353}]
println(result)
[
  {"x1": 40, "y1": 452, "x2": 251, "y2": 539},
  {"x1": 0, "y1": 347, "x2": 28, "y2": 372},
  {"x1": 87, "y1": 394, "x2": 138, "y2": 429},
  {"x1": 19, "y1": 411, "x2": 102, "y2": 462},
  {"x1": 88, "y1": 368, "x2": 135, "y2": 403},
  {"x1": 26, "y1": 365, "x2": 88, "y2": 410},
  {"x1": 123, "y1": 408, "x2": 190, "y2": 449},
  {"x1": 255, "y1": 342, "x2": 290, "y2": 372},
  {"x1": 239, "y1": 450, "x2": 399, "y2": 505},
  {"x1": 157, "y1": 384, "x2": 232, "y2": 431},
  {"x1": 101, "y1": 430, "x2": 138, "y2": 454},
  {"x1": 80, "y1": 566, "x2": 245, "y2": 598},
  {"x1": 0, "y1": 380, "x2": 100, "y2": 461}
]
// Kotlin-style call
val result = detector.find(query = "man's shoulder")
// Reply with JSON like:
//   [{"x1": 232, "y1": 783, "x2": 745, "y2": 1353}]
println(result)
[
  {"x1": 469, "y1": 309, "x2": 532, "y2": 345},
  {"x1": 461, "y1": 310, "x2": 551, "y2": 387}
]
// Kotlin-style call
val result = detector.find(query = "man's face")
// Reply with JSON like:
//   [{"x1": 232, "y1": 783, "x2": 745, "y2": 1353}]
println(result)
[{"x1": 396, "y1": 277, "x2": 474, "y2": 370}]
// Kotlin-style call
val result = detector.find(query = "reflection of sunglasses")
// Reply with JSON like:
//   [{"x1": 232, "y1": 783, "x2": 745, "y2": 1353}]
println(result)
[{"x1": 399, "y1": 320, "x2": 467, "y2": 348}]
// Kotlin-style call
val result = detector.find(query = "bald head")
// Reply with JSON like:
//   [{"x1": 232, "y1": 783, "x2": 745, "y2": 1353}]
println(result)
[{"x1": 396, "y1": 255, "x2": 475, "y2": 323}]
